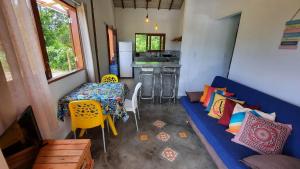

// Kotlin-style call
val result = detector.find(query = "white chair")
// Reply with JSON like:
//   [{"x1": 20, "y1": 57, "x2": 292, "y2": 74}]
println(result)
[{"x1": 124, "y1": 82, "x2": 142, "y2": 131}]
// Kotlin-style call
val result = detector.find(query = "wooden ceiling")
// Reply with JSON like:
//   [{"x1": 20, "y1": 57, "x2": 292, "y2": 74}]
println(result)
[{"x1": 113, "y1": 0, "x2": 184, "y2": 10}]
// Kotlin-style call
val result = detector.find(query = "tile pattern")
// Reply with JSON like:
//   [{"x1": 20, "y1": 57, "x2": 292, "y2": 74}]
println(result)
[
  {"x1": 156, "y1": 131, "x2": 171, "y2": 142},
  {"x1": 178, "y1": 131, "x2": 188, "y2": 139},
  {"x1": 138, "y1": 133, "x2": 150, "y2": 142},
  {"x1": 161, "y1": 147, "x2": 178, "y2": 162},
  {"x1": 153, "y1": 120, "x2": 166, "y2": 129}
]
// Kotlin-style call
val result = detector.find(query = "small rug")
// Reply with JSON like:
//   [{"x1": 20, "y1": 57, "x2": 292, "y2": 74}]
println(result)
[
  {"x1": 161, "y1": 147, "x2": 178, "y2": 162},
  {"x1": 156, "y1": 131, "x2": 170, "y2": 142},
  {"x1": 178, "y1": 131, "x2": 188, "y2": 139},
  {"x1": 153, "y1": 120, "x2": 166, "y2": 129}
]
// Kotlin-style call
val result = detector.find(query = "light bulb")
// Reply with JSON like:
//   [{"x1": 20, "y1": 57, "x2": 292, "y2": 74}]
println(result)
[
  {"x1": 145, "y1": 14, "x2": 149, "y2": 23},
  {"x1": 154, "y1": 24, "x2": 158, "y2": 31}
]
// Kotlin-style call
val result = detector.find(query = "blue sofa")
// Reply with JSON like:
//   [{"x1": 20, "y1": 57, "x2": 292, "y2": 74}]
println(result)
[{"x1": 180, "y1": 76, "x2": 300, "y2": 169}]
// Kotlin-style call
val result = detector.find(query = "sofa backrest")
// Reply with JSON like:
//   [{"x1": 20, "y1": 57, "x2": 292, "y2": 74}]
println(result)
[{"x1": 211, "y1": 76, "x2": 300, "y2": 158}]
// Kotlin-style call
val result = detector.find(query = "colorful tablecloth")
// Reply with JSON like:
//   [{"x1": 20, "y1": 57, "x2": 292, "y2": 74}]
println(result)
[{"x1": 57, "y1": 83, "x2": 129, "y2": 122}]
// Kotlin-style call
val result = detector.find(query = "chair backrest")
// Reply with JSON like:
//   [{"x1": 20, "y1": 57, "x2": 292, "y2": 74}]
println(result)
[
  {"x1": 132, "y1": 82, "x2": 142, "y2": 109},
  {"x1": 68, "y1": 100, "x2": 104, "y2": 131},
  {"x1": 101, "y1": 74, "x2": 119, "y2": 83}
]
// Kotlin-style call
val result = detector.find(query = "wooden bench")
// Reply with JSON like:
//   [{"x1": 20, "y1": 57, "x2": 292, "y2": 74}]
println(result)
[{"x1": 33, "y1": 139, "x2": 94, "y2": 169}]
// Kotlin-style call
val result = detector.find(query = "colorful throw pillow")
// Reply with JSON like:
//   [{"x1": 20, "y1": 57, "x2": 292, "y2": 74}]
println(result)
[
  {"x1": 206, "y1": 93, "x2": 244, "y2": 119},
  {"x1": 200, "y1": 85, "x2": 209, "y2": 103},
  {"x1": 202, "y1": 86, "x2": 227, "y2": 107},
  {"x1": 226, "y1": 104, "x2": 276, "y2": 135},
  {"x1": 186, "y1": 91, "x2": 202, "y2": 103},
  {"x1": 218, "y1": 100, "x2": 259, "y2": 126},
  {"x1": 232, "y1": 112, "x2": 292, "y2": 154}
]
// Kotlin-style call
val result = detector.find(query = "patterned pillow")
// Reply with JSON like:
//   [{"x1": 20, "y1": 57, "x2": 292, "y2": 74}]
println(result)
[
  {"x1": 232, "y1": 112, "x2": 292, "y2": 155},
  {"x1": 202, "y1": 86, "x2": 227, "y2": 107},
  {"x1": 206, "y1": 93, "x2": 244, "y2": 119},
  {"x1": 226, "y1": 104, "x2": 276, "y2": 135}
]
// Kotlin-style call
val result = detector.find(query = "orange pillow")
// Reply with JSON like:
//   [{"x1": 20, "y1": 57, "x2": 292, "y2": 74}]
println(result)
[
  {"x1": 200, "y1": 85, "x2": 209, "y2": 103},
  {"x1": 203, "y1": 86, "x2": 226, "y2": 107}
]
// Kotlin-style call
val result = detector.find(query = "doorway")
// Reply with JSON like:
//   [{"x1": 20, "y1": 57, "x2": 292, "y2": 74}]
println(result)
[
  {"x1": 106, "y1": 25, "x2": 119, "y2": 76},
  {"x1": 221, "y1": 13, "x2": 241, "y2": 78}
]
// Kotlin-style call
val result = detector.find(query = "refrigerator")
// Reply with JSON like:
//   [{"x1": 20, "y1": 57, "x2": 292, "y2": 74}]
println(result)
[{"x1": 118, "y1": 41, "x2": 133, "y2": 78}]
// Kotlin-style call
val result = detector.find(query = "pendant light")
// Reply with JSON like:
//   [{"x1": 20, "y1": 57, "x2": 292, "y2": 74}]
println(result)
[
  {"x1": 154, "y1": 24, "x2": 158, "y2": 31},
  {"x1": 145, "y1": 9, "x2": 149, "y2": 23}
]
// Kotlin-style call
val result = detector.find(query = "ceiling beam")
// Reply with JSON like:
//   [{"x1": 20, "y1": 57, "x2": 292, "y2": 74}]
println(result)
[
  {"x1": 121, "y1": 0, "x2": 124, "y2": 8},
  {"x1": 169, "y1": 0, "x2": 174, "y2": 10},
  {"x1": 158, "y1": 0, "x2": 161, "y2": 10},
  {"x1": 134, "y1": 0, "x2": 136, "y2": 9}
]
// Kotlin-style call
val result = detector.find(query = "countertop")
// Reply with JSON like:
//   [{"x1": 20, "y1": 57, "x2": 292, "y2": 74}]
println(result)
[{"x1": 132, "y1": 61, "x2": 181, "y2": 68}]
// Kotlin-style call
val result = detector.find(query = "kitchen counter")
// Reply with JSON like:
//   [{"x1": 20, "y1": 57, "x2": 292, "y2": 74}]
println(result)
[{"x1": 132, "y1": 61, "x2": 181, "y2": 68}]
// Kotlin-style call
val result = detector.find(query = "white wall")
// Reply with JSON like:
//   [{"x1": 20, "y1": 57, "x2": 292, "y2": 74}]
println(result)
[
  {"x1": 92, "y1": 0, "x2": 116, "y2": 77},
  {"x1": 216, "y1": 0, "x2": 300, "y2": 106},
  {"x1": 179, "y1": 0, "x2": 300, "y2": 106},
  {"x1": 115, "y1": 8, "x2": 183, "y2": 51},
  {"x1": 178, "y1": 0, "x2": 240, "y2": 95},
  {"x1": 49, "y1": 70, "x2": 87, "y2": 138}
]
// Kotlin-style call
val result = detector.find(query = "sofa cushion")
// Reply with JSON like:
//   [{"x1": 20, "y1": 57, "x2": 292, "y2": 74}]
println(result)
[
  {"x1": 241, "y1": 154, "x2": 300, "y2": 169},
  {"x1": 227, "y1": 104, "x2": 276, "y2": 135},
  {"x1": 181, "y1": 96, "x2": 255, "y2": 169},
  {"x1": 211, "y1": 76, "x2": 300, "y2": 158}
]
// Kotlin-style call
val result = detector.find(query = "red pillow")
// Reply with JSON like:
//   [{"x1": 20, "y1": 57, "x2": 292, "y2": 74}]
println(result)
[{"x1": 218, "y1": 99, "x2": 259, "y2": 126}]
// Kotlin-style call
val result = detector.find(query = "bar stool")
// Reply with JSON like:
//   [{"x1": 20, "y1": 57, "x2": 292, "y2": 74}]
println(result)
[
  {"x1": 160, "y1": 67, "x2": 177, "y2": 104},
  {"x1": 139, "y1": 67, "x2": 155, "y2": 103}
]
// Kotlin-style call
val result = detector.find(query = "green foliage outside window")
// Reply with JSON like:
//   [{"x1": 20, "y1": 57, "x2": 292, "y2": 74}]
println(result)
[
  {"x1": 38, "y1": 6, "x2": 76, "y2": 74},
  {"x1": 150, "y1": 36, "x2": 161, "y2": 50},
  {"x1": 135, "y1": 33, "x2": 165, "y2": 52},
  {"x1": 135, "y1": 34, "x2": 147, "y2": 52}
]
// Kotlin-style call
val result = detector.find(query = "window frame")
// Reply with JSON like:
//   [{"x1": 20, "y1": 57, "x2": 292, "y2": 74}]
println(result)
[
  {"x1": 135, "y1": 33, "x2": 166, "y2": 53},
  {"x1": 31, "y1": 0, "x2": 85, "y2": 83}
]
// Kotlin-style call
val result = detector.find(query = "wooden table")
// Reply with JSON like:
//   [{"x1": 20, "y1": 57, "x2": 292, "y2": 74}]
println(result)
[{"x1": 33, "y1": 139, "x2": 94, "y2": 169}]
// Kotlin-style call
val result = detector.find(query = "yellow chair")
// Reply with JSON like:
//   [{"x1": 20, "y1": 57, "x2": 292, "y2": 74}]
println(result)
[
  {"x1": 68, "y1": 100, "x2": 118, "y2": 153},
  {"x1": 101, "y1": 74, "x2": 119, "y2": 83}
]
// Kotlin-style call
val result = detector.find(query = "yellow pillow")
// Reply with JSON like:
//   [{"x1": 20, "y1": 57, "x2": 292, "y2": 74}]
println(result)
[{"x1": 208, "y1": 93, "x2": 245, "y2": 119}]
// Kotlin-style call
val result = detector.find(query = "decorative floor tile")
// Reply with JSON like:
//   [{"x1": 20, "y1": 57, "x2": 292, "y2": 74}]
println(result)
[
  {"x1": 138, "y1": 133, "x2": 149, "y2": 142},
  {"x1": 153, "y1": 120, "x2": 166, "y2": 129},
  {"x1": 161, "y1": 147, "x2": 178, "y2": 162},
  {"x1": 156, "y1": 131, "x2": 170, "y2": 142},
  {"x1": 178, "y1": 131, "x2": 188, "y2": 139}
]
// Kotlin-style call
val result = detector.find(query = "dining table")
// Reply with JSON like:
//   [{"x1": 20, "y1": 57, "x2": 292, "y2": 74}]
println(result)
[{"x1": 57, "y1": 82, "x2": 129, "y2": 122}]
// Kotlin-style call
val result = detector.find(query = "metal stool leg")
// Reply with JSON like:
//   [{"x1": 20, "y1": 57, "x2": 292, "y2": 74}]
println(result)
[
  {"x1": 173, "y1": 74, "x2": 177, "y2": 104},
  {"x1": 152, "y1": 74, "x2": 155, "y2": 103}
]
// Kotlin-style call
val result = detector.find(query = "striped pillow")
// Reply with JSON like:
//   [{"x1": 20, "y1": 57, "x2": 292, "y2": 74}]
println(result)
[{"x1": 226, "y1": 104, "x2": 276, "y2": 135}]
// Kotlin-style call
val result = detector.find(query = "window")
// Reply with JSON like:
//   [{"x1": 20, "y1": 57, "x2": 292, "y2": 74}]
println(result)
[
  {"x1": 135, "y1": 33, "x2": 165, "y2": 53},
  {"x1": 31, "y1": 0, "x2": 84, "y2": 81},
  {"x1": 0, "y1": 41, "x2": 12, "y2": 81}
]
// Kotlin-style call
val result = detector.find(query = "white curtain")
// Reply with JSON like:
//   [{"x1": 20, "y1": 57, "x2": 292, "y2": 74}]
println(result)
[
  {"x1": 0, "y1": 0, "x2": 58, "y2": 138},
  {"x1": 77, "y1": 3, "x2": 97, "y2": 82}
]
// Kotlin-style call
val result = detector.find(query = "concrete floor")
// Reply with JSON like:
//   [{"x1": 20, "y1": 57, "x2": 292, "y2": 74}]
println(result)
[{"x1": 83, "y1": 79, "x2": 217, "y2": 169}]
